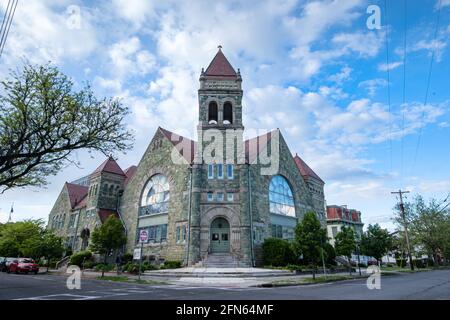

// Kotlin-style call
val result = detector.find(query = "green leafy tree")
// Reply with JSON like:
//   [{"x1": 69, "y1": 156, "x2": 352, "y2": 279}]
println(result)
[
  {"x1": 0, "y1": 220, "x2": 63, "y2": 269},
  {"x1": 334, "y1": 226, "x2": 356, "y2": 275},
  {"x1": 294, "y1": 211, "x2": 327, "y2": 279},
  {"x1": 395, "y1": 196, "x2": 450, "y2": 266},
  {"x1": 360, "y1": 224, "x2": 393, "y2": 265},
  {"x1": 0, "y1": 63, "x2": 134, "y2": 192},
  {"x1": 90, "y1": 216, "x2": 126, "y2": 277},
  {"x1": 323, "y1": 242, "x2": 336, "y2": 266}
]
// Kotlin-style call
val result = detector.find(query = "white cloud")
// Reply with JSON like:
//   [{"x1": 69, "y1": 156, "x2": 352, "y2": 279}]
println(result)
[
  {"x1": 377, "y1": 61, "x2": 403, "y2": 71},
  {"x1": 411, "y1": 39, "x2": 447, "y2": 62},
  {"x1": 328, "y1": 66, "x2": 352, "y2": 84},
  {"x1": 358, "y1": 78, "x2": 388, "y2": 96}
]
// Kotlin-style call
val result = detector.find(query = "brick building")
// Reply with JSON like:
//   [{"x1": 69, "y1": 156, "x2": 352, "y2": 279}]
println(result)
[{"x1": 326, "y1": 205, "x2": 364, "y2": 246}]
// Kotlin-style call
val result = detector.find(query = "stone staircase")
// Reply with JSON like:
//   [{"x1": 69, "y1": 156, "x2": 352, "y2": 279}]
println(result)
[{"x1": 203, "y1": 253, "x2": 241, "y2": 268}]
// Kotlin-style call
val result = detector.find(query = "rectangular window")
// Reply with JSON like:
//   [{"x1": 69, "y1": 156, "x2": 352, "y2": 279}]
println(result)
[
  {"x1": 160, "y1": 224, "x2": 167, "y2": 241},
  {"x1": 207, "y1": 192, "x2": 214, "y2": 202},
  {"x1": 271, "y1": 224, "x2": 277, "y2": 238},
  {"x1": 227, "y1": 193, "x2": 234, "y2": 202},
  {"x1": 208, "y1": 164, "x2": 214, "y2": 179},
  {"x1": 276, "y1": 225, "x2": 283, "y2": 238},
  {"x1": 176, "y1": 226, "x2": 180, "y2": 242},
  {"x1": 217, "y1": 164, "x2": 223, "y2": 179},
  {"x1": 217, "y1": 192, "x2": 224, "y2": 201},
  {"x1": 332, "y1": 226, "x2": 338, "y2": 238},
  {"x1": 182, "y1": 226, "x2": 186, "y2": 241},
  {"x1": 227, "y1": 164, "x2": 234, "y2": 179}
]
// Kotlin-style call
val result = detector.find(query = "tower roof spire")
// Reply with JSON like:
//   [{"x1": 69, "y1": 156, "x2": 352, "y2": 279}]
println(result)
[{"x1": 204, "y1": 46, "x2": 237, "y2": 78}]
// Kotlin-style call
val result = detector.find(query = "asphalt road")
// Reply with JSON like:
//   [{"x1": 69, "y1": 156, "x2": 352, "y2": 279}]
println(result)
[{"x1": 0, "y1": 269, "x2": 449, "y2": 300}]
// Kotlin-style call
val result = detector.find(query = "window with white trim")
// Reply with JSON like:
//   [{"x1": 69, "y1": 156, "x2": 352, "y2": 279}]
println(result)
[
  {"x1": 227, "y1": 164, "x2": 234, "y2": 179},
  {"x1": 208, "y1": 164, "x2": 214, "y2": 179}
]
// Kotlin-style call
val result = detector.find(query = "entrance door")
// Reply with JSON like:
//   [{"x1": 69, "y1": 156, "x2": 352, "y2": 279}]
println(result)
[{"x1": 210, "y1": 217, "x2": 230, "y2": 253}]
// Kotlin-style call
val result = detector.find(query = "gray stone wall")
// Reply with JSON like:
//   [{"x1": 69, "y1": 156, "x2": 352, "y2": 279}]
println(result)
[{"x1": 119, "y1": 128, "x2": 191, "y2": 262}]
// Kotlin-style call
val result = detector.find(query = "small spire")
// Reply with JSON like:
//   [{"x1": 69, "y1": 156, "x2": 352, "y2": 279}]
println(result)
[{"x1": 218, "y1": 45, "x2": 222, "y2": 50}]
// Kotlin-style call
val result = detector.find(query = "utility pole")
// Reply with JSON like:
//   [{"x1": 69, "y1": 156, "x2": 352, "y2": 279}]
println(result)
[{"x1": 391, "y1": 190, "x2": 414, "y2": 271}]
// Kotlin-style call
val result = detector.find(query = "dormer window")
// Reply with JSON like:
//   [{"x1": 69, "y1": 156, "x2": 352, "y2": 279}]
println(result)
[
  {"x1": 208, "y1": 101, "x2": 218, "y2": 124},
  {"x1": 223, "y1": 102, "x2": 233, "y2": 124}
]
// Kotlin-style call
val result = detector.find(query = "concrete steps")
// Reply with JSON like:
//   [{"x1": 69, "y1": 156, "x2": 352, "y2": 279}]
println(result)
[{"x1": 204, "y1": 253, "x2": 238, "y2": 268}]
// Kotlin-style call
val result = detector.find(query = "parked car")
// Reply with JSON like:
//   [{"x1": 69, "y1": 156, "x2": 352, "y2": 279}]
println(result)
[
  {"x1": 7, "y1": 258, "x2": 39, "y2": 274},
  {"x1": 0, "y1": 257, "x2": 16, "y2": 272}
]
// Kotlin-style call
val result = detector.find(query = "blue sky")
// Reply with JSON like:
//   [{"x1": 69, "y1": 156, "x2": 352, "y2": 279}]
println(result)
[{"x1": 1, "y1": 0, "x2": 449, "y2": 230}]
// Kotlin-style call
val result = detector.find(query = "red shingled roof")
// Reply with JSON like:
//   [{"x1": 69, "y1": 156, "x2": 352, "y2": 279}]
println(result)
[
  {"x1": 124, "y1": 165, "x2": 137, "y2": 186},
  {"x1": 65, "y1": 182, "x2": 88, "y2": 209},
  {"x1": 93, "y1": 157, "x2": 125, "y2": 176},
  {"x1": 204, "y1": 47, "x2": 237, "y2": 78},
  {"x1": 98, "y1": 209, "x2": 119, "y2": 223},
  {"x1": 293, "y1": 154, "x2": 324, "y2": 183},
  {"x1": 159, "y1": 127, "x2": 197, "y2": 164}
]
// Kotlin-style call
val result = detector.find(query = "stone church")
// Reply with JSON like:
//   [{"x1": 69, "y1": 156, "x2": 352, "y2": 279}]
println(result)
[{"x1": 47, "y1": 48, "x2": 326, "y2": 267}]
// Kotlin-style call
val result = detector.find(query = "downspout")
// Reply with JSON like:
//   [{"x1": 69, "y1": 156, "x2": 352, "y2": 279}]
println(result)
[
  {"x1": 247, "y1": 164, "x2": 255, "y2": 267},
  {"x1": 116, "y1": 191, "x2": 128, "y2": 254},
  {"x1": 185, "y1": 167, "x2": 193, "y2": 266},
  {"x1": 72, "y1": 209, "x2": 80, "y2": 252}
]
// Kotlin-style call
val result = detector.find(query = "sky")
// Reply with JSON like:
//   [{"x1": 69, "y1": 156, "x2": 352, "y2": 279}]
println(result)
[{"x1": 0, "y1": 0, "x2": 449, "y2": 231}]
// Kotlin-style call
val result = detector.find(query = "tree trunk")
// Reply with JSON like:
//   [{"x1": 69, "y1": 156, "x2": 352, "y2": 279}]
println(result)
[
  {"x1": 348, "y1": 256, "x2": 352, "y2": 276},
  {"x1": 102, "y1": 253, "x2": 107, "y2": 278}
]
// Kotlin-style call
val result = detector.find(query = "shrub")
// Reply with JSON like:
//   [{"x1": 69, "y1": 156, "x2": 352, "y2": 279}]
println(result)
[
  {"x1": 413, "y1": 259, "x2": 426, "y2": 269},
  {"x1": 83, "y1": 261, "x2": 94, "y2": 269},
  {"x1": 161, "y1": 260, "x2": 182, "y2": 269},
  {"x1": 286, "y1": 264, "x2": 302, "y2": 272},
  {"x1": 396, "y1": 259, "x2": 406, "y2": 268},
  {"x1": 69, "y1": 250, "x2": 92, "y2": 267},
  {"x1": 262, "y1": 238, "x2": 296, "y2": 267},
  {"x1": 94, "y1": 263, "x2": 113, "y2": 272},
  {"x1": 122, "y1": 253, "x2": 133, "y2": 263},
  {"x1": 142, "y1": 261, "x2": 157, "y2": 271},
  {"x1": 124, "y1": 262, "x2": 140, "y2": 274}
]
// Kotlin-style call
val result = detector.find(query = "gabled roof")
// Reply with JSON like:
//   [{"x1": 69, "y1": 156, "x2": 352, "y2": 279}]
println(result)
[
  {"x1": 244, "y1": 129, "x2": 278, "y2": 164},
  {"x1": 65, "y1": 182, "x2": 88, "y2": 209},
  {"x1": 98, "y1": 209, "x2": 119, "y2": 223},
  {"x1": 293, "y1": 154, "x2": 324, "y2": 183},
  {"x1": 204, "y1": 47, "x2": 237, "y2": 78},
  {"x1": 93, "y1": 156, "x2": 126, "y2": 176},
  {"x1": 124, "y1": 165, "x2": 137, "y2": 186},
  {"x1": 159, "y1": 127, "x2": 197, "y2": 164}
]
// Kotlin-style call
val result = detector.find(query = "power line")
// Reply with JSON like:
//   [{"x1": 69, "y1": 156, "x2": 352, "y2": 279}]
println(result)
[
  {"x1": 400, "y1": 0, "x2": 407, "y2": 182},
  {"x1": 411, "y1": 0, "x2": 443, "y2": 174},
  {"x1": 0, "y1": 0, "x2": 18, "y2": 59},
  {"x1": 384, "y1": 0, "x2": 393, "y2": 174}
]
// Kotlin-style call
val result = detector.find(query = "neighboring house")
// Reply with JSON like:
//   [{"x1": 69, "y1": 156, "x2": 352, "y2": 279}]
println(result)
[
  {"x1": 47, "y1": 47, "x2": 326, "y2": 267},
  {"x1": 326, "y1": 205, "x2": 364, "y2": 246}
]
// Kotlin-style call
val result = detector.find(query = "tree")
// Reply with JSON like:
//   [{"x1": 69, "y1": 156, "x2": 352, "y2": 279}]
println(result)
[
  {"x1": 323, "y1": 242, "x2": 336, "y2": 266},
  {"x1": 360, "y1": 224, "x2": 393, "y2": 265},
  {"x1": 334, "y1": 226, "x2": 356, "y2": 275},
  {"x1": 294, "y1": 211, "x2": 327, "y2": 279},
  {"x1": 0, "y1": 220, "x2": 63, "y2": 269},
  {"x1": 395, "y1": 196, "x2": 450, "y2": 266},
  {"x1": 0, "y1": 63, "x2": 134, "y2": 192},
  {"x1": 90, "y1": 216, "x2": 126, "y2": 277}
]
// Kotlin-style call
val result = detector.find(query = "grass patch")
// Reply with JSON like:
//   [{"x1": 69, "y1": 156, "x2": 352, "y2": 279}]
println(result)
[
  {"x1": 269, "y1": 275, "x2": 356, "y2": 287},
  {"x1": 380, "y1": 267, "x2": 432, "y2": 273},
  {"x1": 96, "y1": 276, "x2": 166, "y2": 285}
]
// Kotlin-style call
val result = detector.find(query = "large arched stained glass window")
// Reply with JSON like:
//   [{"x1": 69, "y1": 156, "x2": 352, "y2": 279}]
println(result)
[
  {"x1": 269, "y1": 175, "x2": 295, "y2": 217},
  {"x1": 139, "y1": 174, "x2": 170, "y2": 216}
]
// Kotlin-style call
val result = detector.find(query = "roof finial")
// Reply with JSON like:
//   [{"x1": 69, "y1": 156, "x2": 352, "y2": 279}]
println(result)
[{"x1": 218, "y1": 44, "x2": 222, "y2": 50}]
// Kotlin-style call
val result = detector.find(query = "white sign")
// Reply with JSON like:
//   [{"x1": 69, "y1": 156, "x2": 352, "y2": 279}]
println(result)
[
  {"x1": 133, "y1": 248, "x2": 142, "y2": 260},
  {"x1": 139, "y1": 229, "x2": 148, "y2": 243}
]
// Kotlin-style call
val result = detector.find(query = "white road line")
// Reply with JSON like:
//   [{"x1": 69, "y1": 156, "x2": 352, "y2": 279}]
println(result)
[{"x1": 16, "y1": 293, "x2": 101, "y2": 300}]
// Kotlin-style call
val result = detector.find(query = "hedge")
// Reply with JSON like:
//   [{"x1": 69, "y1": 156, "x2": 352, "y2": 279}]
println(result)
[
  {"x1": 262, "y1": 238, "x2": 296, "y2": 267},
  {"x1": 69, "y1": 251, "x2": 92, "y2": 267}
]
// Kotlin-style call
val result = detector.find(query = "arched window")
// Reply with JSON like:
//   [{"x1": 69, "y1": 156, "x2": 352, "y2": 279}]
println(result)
[
  {"x1": 223, "y1": 102, "x2": 233, "y2": 124},
  {"x1": 269, "y1": 175, "x2": 295, "y2": 217},
  {"x1": 109, "y1": 185, "x2": 114, "y2": 196},
  {"x1": 140, "y1": 174, "x2": 170, "y2": 215},
  {"x1": 208, "y1": 101, "x2": 218, "y2": 124}
]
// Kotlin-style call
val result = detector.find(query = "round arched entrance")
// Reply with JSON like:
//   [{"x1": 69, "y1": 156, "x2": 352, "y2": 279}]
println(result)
[{"x1": 210, "y1": 217, "x2": 230, "y2": 253}]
